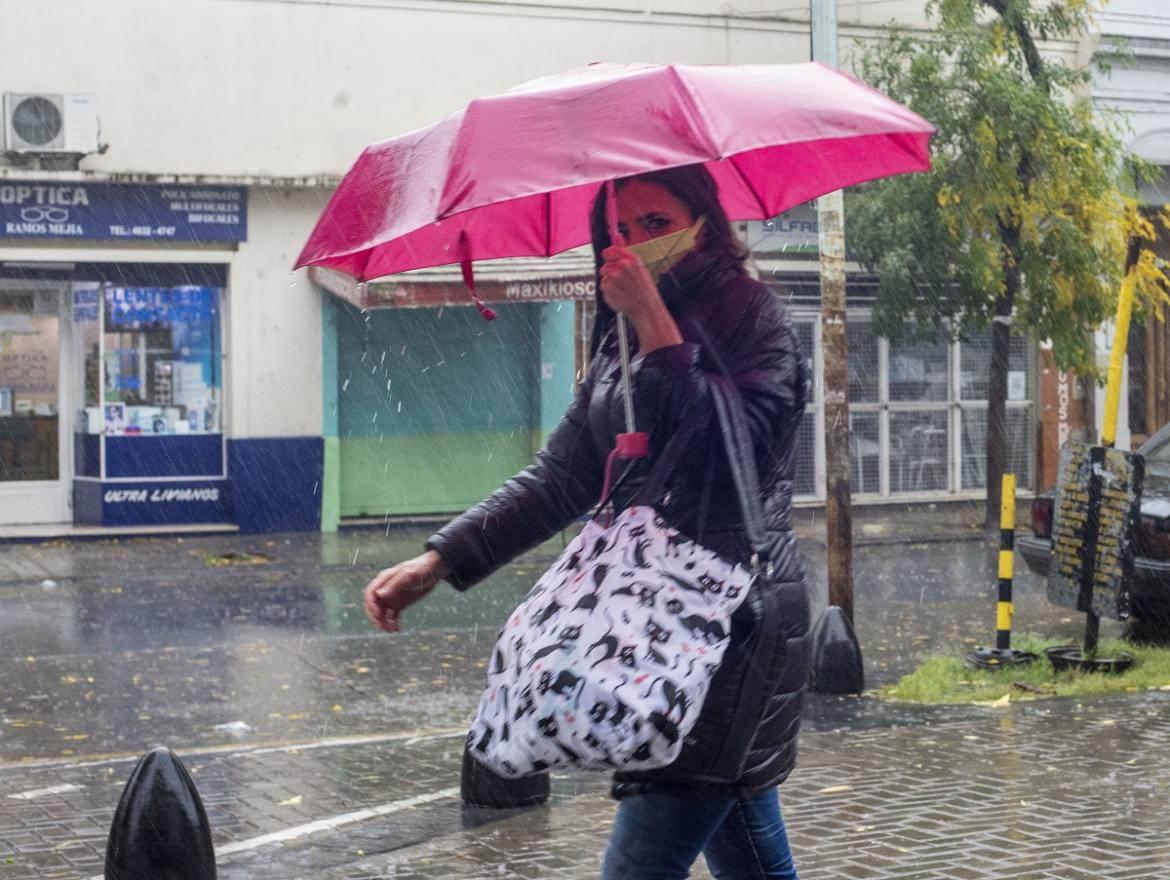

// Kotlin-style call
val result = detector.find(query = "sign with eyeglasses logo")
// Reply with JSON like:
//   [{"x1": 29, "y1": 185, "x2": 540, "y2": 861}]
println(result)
[{"x1": 0, "y1": 182, "x2": 246, "y2": 241}]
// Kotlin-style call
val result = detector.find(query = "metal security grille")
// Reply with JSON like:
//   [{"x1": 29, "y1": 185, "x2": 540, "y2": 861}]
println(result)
[{"x1": 788, "y1": 301, "x2": 1034, "y2": 500}]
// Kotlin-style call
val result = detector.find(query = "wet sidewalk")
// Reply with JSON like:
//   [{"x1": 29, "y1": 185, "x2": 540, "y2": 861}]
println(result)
[{"x1": 3, "y1": 515, "x2": 1158, "y2": 880}]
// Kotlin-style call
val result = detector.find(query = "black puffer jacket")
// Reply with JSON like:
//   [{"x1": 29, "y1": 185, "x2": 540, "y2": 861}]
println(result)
[{"x1": 427, "y1": 250, "x2": 810, "y2": 797}]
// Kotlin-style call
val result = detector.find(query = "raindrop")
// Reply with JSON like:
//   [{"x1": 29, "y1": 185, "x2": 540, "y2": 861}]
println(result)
[
  {"x1": 380, "y1": 351, "x2": 386, "y2": 366},
  {"x1": 400, "y1": 345, "x2": 407, "y2": 355},
  {"x1": 437, "y1": 307, "x2": 444, "y2": 319},
  {"x1": 436, "y1": 360, "x2": 445, "y2": 367},
  {"x1": 421, "y1": 366, "x2": 430, "y2": 373},
  {"x1": 397, "y1": 402, "x2": 402, "y2": 412},
  {"x1": 372, "y1": 412, "x2": 378, "y2": 425},
  {"x1": 386, "y1": 379, "x2": 392, "y2": 390},
  {"x1": 342, "y1": 377, "x2": 350, "y2": 392},
  {"x1": 351, "y1": 548, "x2": 360, "y2": 567}
]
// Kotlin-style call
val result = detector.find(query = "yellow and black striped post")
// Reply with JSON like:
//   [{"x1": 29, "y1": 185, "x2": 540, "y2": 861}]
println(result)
[
  {"x1": 996, "y1": 473, "x2": 1016, "y2": 651},
  {"x1": 966, "y1": 472, "x2": 1035, "y2": 668}
]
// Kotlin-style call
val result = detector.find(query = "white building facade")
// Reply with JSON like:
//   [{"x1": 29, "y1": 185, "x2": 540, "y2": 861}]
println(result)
[{"x1": 0, "y1": 0, "x2": 1121, "y2": 532}]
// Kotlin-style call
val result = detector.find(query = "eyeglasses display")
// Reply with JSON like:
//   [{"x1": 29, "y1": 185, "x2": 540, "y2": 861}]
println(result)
[{"x1": 79, "y1": 285, "x2": 222, "y2": 436}]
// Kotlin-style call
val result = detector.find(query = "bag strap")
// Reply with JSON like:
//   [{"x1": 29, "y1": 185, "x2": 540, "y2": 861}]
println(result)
[
  {"x1": 708, "y1": 377, "x2": 768, "y2": 557},
  {"x1": 595, "y1": 321, "x2": 772, "y2": 564},
  {"x1": 689, "y1": 320, "x2": 770, "y2": 561}
]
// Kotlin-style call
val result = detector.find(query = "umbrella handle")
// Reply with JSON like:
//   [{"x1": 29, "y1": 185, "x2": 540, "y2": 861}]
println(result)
[
  {"x1": 605, "y1": 180, "x2": 647, "y2": 457},
  {"x1": 606, "y1": 180, "x2": 636, "y2": 431}
]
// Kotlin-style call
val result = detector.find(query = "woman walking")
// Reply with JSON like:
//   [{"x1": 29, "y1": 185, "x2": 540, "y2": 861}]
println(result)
[{"x1": 365, "y1": 163, "x2": 810, "y2": 879}]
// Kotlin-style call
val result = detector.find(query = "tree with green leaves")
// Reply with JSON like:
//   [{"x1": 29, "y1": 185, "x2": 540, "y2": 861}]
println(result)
[{"x1": 848, "y1": 0, "x2": 1169, "y2": 526}]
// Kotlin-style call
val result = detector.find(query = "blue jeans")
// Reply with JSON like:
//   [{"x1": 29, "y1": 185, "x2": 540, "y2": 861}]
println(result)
[{"x1": 601, "y1": 787, "x2": 800, "y2": 880}]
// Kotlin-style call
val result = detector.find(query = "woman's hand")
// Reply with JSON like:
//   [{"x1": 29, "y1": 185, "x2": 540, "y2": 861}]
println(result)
[
  {"x1": 600, "y1": 245, "x2": 684, "y2": 353},
  {"x1": 599, "y1": 244, "x2": 661, "y2": 323},
  {"x1": 363, "y1": 550, "x2": 450, "y2": 633}
]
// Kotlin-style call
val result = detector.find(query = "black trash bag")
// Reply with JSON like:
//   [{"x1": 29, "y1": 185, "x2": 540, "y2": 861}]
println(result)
[{"x1": 808, "y1": 605, "x2": 864, "y2": 695}]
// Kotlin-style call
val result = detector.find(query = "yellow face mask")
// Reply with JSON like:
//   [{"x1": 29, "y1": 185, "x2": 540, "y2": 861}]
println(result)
[{"x1": 626, "y1": 216, "x2": 706, "y2": 283}]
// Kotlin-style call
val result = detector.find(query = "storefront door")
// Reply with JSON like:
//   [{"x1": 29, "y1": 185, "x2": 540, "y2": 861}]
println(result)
[{"x1": 0, "y1": 281, "x2": 71, "y2": 524}]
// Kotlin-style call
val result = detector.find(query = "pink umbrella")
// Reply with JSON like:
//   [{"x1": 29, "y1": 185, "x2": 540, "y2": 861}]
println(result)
[
  {"x1": 296, "y1": 61, "x2": 934, "y2": 453},
  {"x1": 296, "y1": 61, "x2": 933, "y2": 280}
]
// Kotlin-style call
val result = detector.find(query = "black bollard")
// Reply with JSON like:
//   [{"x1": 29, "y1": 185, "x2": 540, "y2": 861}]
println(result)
[
  {"x1": 809, "y1": 604, "x2": 865, "y2": 694},
  {"x1": 105, "y1": 747, "x2": 217, "y2": 880},
  {"x1": 461, "y1": 743, "x2": 549, "y2": 809}
]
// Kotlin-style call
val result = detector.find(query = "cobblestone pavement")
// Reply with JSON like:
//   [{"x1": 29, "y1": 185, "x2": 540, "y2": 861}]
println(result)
[
  {"x1": 7, "y1": 693, "x2": 1168, "y2": 879},
  {"x1": 2, "y1": 521, "x2": 1160, "y2": 879}
]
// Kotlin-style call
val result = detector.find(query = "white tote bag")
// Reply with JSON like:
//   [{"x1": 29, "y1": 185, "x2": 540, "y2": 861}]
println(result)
[{"x1": 467, "y1": 502, "x2": 753, "y2": 777}]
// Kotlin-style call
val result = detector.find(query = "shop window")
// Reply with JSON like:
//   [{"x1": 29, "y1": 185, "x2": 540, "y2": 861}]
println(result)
[
  {"x1": 850, "y1": 411, "x2": 880, "y2": 494},
  {"x1": 889, "y1": 337, "x2": 949, "y2": 402},
  {"x1": 0, "y1": 288, "x2": 60, "y2": 482},
  {"x1": 959, "y1": 333, "x2": 1030, "y2": 401},
  {"x1": 960, "y1": 408, "x2": 1033, "y2": 489},
  {"x1": 891, "y1": 410, "x2": 948, "y2": 492},
  {"x1": 94, "y1": 286, "x2": 222, "y2": 436},
  {"x1": 792, "y1": 319, "x2": 817, "y2": 498},
  {"x1": 848, "y1": 322, "x2": 879, "y2": 404}
]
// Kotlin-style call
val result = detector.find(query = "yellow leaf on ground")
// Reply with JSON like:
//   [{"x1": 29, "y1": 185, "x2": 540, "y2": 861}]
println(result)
[
  {"x1": 973, "y1": 693, "x2": 1011, "y2": 708},
  {"x1": 278, "y1": 795, "x2": 303, "y2": 806},
  {"x1": 818, "y1": 785, "x2": 854, "y2": 794}
]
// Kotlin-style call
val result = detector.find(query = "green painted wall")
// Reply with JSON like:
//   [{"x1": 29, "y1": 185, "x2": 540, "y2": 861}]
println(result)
[
  {"x1": 537, "y1": 301, "x2": 577, "y2": 450},
  {"x1": 339, "y1": 431, "x2": 535, "y2": 516},
  {"x1": 334, "y1": 300, "x2": 545, "y2": 517}
]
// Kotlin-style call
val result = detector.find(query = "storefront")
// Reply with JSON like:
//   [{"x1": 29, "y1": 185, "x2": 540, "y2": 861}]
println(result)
[
  {"x1": 747, "y1": 206, "x2": 1038, "y2": 503},
  {"x1": 311, "y1": 262, "x2": 588, "y2": 527},
  {"x1": 0, "y1": 181, "x2": 243, "y2": 528},
  {"x1": 774, "y1": 277, "x2": 1036, "y2": 502}
]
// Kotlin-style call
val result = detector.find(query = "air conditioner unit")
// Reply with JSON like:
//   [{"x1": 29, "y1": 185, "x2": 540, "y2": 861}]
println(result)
[{"x1": 3, "y1": 93, "x2": 98, "y2": 154}]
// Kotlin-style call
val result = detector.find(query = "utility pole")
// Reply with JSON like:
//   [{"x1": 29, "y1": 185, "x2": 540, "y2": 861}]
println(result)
[
  {"x1": 811, "y1": 0, "x2": 854, "y2": 624},
  {"x1": 808, "y1": 0, "x2": 863, "y2": 694}
]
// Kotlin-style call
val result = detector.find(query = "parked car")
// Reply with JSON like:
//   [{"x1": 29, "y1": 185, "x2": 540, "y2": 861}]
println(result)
[{"x1": 1018, "y1": 421, "x2": 1170, "y2": 625}]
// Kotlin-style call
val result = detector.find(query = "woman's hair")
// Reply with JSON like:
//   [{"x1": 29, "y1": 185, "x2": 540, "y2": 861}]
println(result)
[
  {"x1": 588, "y1": 163, "x2": 748, "y2": 271},
  {"x1": 587, "y1": 163, "x2": 748, "y2": 353}
]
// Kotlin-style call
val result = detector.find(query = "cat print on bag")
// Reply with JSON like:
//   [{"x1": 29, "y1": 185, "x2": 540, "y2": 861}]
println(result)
[{"x1": 468, "y1": 505, "x2": 754, "y2": 777}]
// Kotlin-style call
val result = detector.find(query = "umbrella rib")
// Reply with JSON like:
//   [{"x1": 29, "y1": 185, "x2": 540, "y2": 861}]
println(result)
[
  {"x1": 669, "y1": 67, "x2": 723, "y2": 161},
  {"x1": 544, "y1": 190, "x2": 552, "y2": 257},
  {"x1": 726, "y1": 154, "x2": 770, "y2": 220}
]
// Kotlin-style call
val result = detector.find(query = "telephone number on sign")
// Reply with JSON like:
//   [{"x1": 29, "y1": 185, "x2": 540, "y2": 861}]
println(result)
[{"x1": 108, "y1": 225, "x2": 179, "y2": 237}]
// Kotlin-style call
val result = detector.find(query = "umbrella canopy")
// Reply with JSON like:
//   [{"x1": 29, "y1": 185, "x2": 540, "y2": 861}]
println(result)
[{"x1": 296, "y1": 61, "x2": 934, "y2": 280}]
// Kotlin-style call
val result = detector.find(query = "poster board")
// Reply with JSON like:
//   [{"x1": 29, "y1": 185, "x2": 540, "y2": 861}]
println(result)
[{"x1": 1047, "y1": 441, "x2": 1144, "y2": 620}]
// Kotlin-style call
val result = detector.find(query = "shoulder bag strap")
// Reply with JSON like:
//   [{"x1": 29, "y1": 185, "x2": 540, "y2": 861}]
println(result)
[{"x1": 688, "y1": 320, "x2": 770, "y2": 562}]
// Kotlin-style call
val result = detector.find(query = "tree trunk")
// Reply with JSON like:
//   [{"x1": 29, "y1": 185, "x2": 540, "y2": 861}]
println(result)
[
  {"x1": 820, "y1": 193, "x2": 854, "y2": 622},
  {"x1": 987, "y1": 303, "x2": 1011, "y2": 529},
  {"x1": 987, "y1": 225, "x2": 1020, "y2": 529}
]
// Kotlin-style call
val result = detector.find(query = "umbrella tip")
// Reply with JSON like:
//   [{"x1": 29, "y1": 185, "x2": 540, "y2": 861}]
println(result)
[{"x1": 479, "y1": 306, "x2": 497, "y2": 321}]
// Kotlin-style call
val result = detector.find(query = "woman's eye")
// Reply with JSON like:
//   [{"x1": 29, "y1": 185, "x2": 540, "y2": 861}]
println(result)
[{"x1": 646, "y1": 218, "x2": 669, "y2": 232}]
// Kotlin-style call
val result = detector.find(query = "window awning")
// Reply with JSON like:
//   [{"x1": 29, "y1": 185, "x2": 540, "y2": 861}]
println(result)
[{"x1": 309, "y1": 250, "x2": 596, "y2": 311}]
